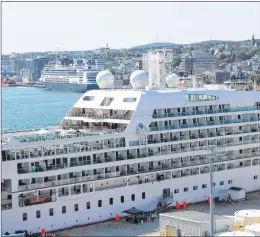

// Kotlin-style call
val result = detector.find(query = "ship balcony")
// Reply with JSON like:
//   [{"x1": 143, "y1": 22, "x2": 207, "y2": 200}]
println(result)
[
  {"x1": 1, "y1": 189, "x2": 12, "y2": 211},
  {"x1": 200, "y1": 167, "x2": 210, "y2": 174},
  {"x1": 252, "y1": 158, "x2": 260, "y2": 166},
  {"x1": 128, "y1": 171, "x2": 172, "y2": 186},
  {"x1": 172, "y1": 171, "x2": 181, "y2": 179},
  {"x1": 152, "y1": 106, "x2": 260, "y2": 119},
  {"x1": 16, "y1": 151, "x2": 260, "y2": 192},
  {"x1": 2, "y1": 199, "x2": 12, "y2": 210},
  {"x1": 149, "y1": 117, "x2": 260, "y2": 132},
  {"x1": 148, "y1": 130, "x2": 258, "y2": 145},
  {"x1": 95, "y1": 182, "x2": 127, "y2": 191}
]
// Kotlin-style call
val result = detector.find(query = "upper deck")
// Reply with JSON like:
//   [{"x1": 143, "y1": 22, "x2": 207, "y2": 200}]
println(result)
[{"x1": 2, "y1": 88, "x2": 260, "y2": 149}]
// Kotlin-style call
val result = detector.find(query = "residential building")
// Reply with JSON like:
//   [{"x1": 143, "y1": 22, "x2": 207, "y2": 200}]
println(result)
[
  {"x1": 33, "y1": 58, "x2": 48, "y2": 81},
  {"x1": 95, "y1": 59, "x2": 106, "y2": 70},
  {"x1": 192, "y1": 51, "x2": 215, "y2": 74},
  {"x1": 180, "y1": 53, "x2": 194, "y2": 74}
]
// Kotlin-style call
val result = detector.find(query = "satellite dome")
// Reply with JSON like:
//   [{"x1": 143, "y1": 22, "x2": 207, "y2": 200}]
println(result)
[
  {"x1": 166, "y1": 73, "x2": 180, "y2": 87},
  {"x1": 96, "y1": 70, "x2": 114, "y2": 89},
  {"x1": 130, "y1": 70, "x2": 149, "y2": 90}
]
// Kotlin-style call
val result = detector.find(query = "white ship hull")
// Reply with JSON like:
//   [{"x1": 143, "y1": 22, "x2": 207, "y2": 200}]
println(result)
[
  {"x1": 43, "y1": 82, "x2": 99, "y2": 93},
  {"x1": 2, "y1": 165, "x2": 260, "y2": 234}
]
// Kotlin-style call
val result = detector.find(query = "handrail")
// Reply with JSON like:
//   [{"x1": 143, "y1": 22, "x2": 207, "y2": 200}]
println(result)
[{"x1": 152, "y1": 106, "x2": 260, "y2": 119}]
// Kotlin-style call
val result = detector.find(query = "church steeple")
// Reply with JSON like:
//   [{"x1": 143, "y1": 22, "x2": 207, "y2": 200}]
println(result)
[{"x1": 251, "y1": 34, "x2": 256, "y2": 48}]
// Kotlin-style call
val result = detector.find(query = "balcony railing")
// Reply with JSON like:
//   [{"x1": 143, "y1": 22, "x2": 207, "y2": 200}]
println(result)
[
  {"x1": 3, "y1": 127, "x2": 126, "y2": 145},
  {"x1": 1, "y1": 203, "x2": 12, "y2": 210},
  {"x1": 150, "y1": 117, "x2": 260, "y2": 132},
  {"x1": 17, "y1": 137, "x2": 260, "y2": 176},
  {"x1": 17, "y1": 152, "x2": 260, "y2": 192},
  {"x1": 147, "y1": 129, "x2": 260, "y2": 145},
  {"x1": 152, "y1": 106, "x2": 260, "y2": 119},
  {"x1": 69, "y1": 113, "x2": 132, "y2": 120}
]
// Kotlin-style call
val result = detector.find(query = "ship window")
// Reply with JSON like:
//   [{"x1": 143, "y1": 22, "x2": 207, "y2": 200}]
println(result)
[
  {"x1": 100, "y1": 97, "x2": 114, "y2": 106},
  {"x1": 193, "y1": 185, "x2": 198, "y2": 190},
  {"x1": 142, "y1": 192, "x2": 146, "y2": 199},
  {"x1": 23, "y1": 213, "x2": 27, "y2": 221},
  {"x1": 228, "y1": 180, "x2": 233, "y2": 184},
  {"x1": 202, "y1": 184, "x2": 207, "y2": 189},
  {"x1": 49, "y1": 208, "x2": 54, "y2": 216},
  {"x1": 83, "y1": 96, "x2": 94, "y2": 101},
  {"x1": 109, "y1": 198, "x2": 113, "y2": 205},
  {"x1": 184, "y1": 187, "x2": 189, "y2": 192},
  {"x1": 131, "y1": 194, "x2": 135, "y2": 201},
  {"x1": 62, "y1": 206, "x2": 66, "y2": 214},
  {"x1": 74, "y1": 204, "x2": 79, "y2": 212},
  {"x1": 86, "y1": 202, "x2": 91, "y2": 209},
  {"x1": 36, "y1": 210, "x2": 41, "y2": 219},
  {"x1": 98, "y1": 200, "x2": 102, "y2": 207},
  {"x1": 174, "y1": 189, "x2": 179, "y2": 194},
  {"x1": 220, "y1": 181, "x2": 224, "y2": 185},
  {"x1": 123, "y1": 97, "x2": 137, "y2": 103},
  {"x1": 253, "y1": 175, "x2": 258, "y2": 180},
  {"x1": 121, "y1": 196, "x2": 124, "y2": 203},
  {"x1": 185, "y1": 94, "x2": 218, "y2": 102}
]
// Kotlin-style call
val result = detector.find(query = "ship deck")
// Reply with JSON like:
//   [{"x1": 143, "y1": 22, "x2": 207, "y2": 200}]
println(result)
[{"x1": 2, "y1": 126, "x2": 124, "y2": 145}]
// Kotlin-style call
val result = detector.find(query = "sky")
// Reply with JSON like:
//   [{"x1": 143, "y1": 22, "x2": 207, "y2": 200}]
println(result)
[{"x1": 2, "y1": 2, "x2": 260, "y2": 54}]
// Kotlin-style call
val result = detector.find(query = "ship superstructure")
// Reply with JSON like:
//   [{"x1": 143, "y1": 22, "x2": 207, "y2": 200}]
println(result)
[{"x1": 2, "y1": 52, "x2": 260, "y2": 234}]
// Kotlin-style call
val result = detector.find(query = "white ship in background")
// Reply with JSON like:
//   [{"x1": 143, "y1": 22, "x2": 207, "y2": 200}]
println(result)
[
  {"x1": 39, "y1": 64, "x2": 99, "y2": 93},
  {"x1": 39, "y1": 59, "x2": 122, "y2": 93},
  {"x1": 2, "y1": 52, "x2": 260, "y2": 234}
]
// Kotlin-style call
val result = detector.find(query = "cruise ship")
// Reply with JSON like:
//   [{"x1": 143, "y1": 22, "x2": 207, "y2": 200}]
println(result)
[
  {"x1": 39, "y1": 63, "x2": 101, "y2": 93},
  {"x1": 2, "y1": 52, "x2": 260, "y2": 234}
]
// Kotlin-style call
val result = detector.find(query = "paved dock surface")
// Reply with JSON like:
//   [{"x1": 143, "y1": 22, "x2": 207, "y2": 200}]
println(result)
[{"x1": 54, "y1": 192, "x2": 260, "y2": 236}]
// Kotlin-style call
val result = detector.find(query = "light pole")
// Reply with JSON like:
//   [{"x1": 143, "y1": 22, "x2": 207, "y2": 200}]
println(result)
[{"x1": 202, "y1": 145, "x2": 225, "y2": 236}]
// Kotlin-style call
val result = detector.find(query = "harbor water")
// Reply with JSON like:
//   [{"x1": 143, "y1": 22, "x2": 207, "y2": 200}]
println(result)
[{"x1": 2, "y1": 87, "x2": 82, "y2": 132}]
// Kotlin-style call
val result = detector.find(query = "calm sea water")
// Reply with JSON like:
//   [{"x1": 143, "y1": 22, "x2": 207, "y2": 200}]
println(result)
[{"x1": 2, "y1": 87, "x2": 82, "y2": 132}]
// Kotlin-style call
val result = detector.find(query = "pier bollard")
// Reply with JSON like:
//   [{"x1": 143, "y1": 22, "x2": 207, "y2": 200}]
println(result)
[
  {"x1": 124, "y1": 224, "x2": 127, "y2": 230},
  {"x1": 65, "y1": 231, "x2": 68, "y2": 237},
  {"x1": 82, "y1": 228, "x2": 86, "y2": 234}
]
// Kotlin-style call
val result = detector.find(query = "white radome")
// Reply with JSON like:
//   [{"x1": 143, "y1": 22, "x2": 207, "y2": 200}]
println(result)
[
  {"x1": 166, "y1": 73, "x2": 180, "y2": 87},
  {"x1": 96, "y1": 70, "x2": 114, "y2": 89},
  {"x1": 130, "y1": 70, "x2": 149, "y2": 89}
]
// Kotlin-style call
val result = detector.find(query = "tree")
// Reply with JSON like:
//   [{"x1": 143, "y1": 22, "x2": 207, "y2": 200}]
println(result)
[
  {"x1": 256, "y1": 74, "x2": 260, "y2": 85},
  {"x1": 220, "y1": 53, "x2": 227, "y2": 60},
  {"x1": 172, "y1": 56, "x2": 181, "y2": 67}
]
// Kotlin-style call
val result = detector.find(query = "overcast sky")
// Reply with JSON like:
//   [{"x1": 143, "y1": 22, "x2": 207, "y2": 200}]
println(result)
[{"x1": 2, "y1": 2, "x2": 260, "y2": 54}]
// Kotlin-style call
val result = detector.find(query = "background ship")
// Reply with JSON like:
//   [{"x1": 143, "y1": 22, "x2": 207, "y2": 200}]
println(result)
[{"x1": 39, "y1": 64, "x2": 100, "y2": 93}]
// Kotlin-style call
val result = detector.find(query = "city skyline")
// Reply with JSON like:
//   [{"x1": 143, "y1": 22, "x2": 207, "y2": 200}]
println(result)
[{"x1": 2, "y1": 2, "x2": 260, "y2": 54}]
